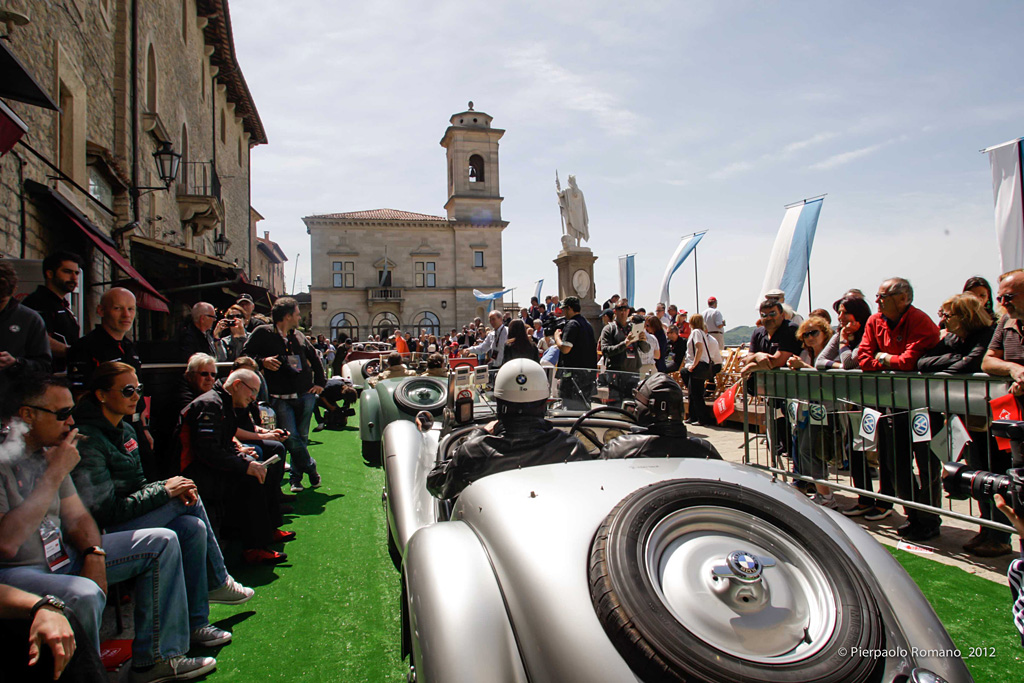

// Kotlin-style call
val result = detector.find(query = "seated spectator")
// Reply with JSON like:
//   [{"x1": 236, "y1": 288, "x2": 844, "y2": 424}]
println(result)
[
  {"x1": 426, "y1": 359, "x2": 588, "y2": 499},
  {"x1": 422, "y1": 353, "x2": 448, "y2": 378},
  {"x1": 503, "y1": 319, "x2": 539, "y2": 363},
  {"x1": 601, "y1": 373, "x2": 720, "y2": 460},
  {"x1": 0, "y1": 375, "x2": 215, "y2": 682},
  {"x1": 176, "y1": 353, "x2": 218, "y2": 414},
  {"x1": 71, "y1": 362, "x2": 253, "y2": 648},
  {"x1": 0, "y1": 582, "x2": 106, "y2": 682},
  {"x1": 375, "y1": 351, "x2": 417, "y2": 381},
  {"x1": 663, "y1": 324, "x2": 687, "y2": 374},
  {"x1": 787, "y1": 316, "x2": 838, "y2": 508},
  {"x1": 178, "y1": 370, "x2": 289, "y2": 564},
  {"x1": 859, "y1": 277, "x2": 942, "y2": 542}
]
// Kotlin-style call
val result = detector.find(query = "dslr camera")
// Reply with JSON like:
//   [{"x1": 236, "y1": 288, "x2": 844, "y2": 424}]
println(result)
[
  {"x1": 543, "y1": 316, "x2": 567, "y2": 336},
  {"x1": 942, "y1": 420, "x2": 1024, "y2": 518}
]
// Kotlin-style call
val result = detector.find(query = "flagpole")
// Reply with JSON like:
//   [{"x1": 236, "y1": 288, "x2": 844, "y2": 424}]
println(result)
[
  {"x1": 784, "y1": 193, "x2": 828, "y2": 209},
  {"x1": 693, "y1": 245, "x2": 700, "y2": 312}
]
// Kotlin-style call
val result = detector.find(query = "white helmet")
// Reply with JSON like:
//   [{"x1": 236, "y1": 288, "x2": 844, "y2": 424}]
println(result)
[{"x1": 494, "y1": 358, "x2": 549, "y2": 405}]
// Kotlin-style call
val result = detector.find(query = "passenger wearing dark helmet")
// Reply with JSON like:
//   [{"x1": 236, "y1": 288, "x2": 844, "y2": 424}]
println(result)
[
  {"x1": 426, "y1": 359, "x2": 590, "y2": 499},
  {"x1": 600, "y1": 373, "x2": 722, "y2": 460}
]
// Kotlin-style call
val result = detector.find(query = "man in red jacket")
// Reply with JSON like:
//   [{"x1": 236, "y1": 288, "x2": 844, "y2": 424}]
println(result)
[{"x1": 858, "y1": 277, "x2": 942, "y2": 542}]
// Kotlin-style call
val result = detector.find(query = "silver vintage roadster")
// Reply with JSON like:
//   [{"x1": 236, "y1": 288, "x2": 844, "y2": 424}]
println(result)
[{"x1": 381, "y1": 366, "x2": 971, "y2": 683}]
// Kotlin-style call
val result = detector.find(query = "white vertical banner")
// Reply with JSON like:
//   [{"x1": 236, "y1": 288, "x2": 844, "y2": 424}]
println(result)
[
  {"x1": 758, "y1": 198, "x2": 824, "y2": 309},
  {"x1": 987, "y1": 138, "x2": 1024, "y2": 273}
]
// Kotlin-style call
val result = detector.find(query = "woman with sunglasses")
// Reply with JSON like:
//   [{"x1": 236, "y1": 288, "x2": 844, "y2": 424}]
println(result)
[
  {"x1": 786, "y1": 316, "x2": 839, "y2": 509},
  {"x1": 71, "y1": 362, "x2": 254, "y2": 647}
]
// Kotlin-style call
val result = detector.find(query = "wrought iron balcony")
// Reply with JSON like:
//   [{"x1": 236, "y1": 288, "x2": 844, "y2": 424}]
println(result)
[{"x1": 177, "y1": 161, "x2": 220, "y2": 198}]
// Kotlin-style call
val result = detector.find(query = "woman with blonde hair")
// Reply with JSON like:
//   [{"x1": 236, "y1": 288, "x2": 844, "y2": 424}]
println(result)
[{"x1": 682, "y1": 314, "x2": 720, "y2": 425}]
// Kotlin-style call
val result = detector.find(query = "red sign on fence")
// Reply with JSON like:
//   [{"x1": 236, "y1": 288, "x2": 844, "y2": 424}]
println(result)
[{"x1": 713, "y1": 382, "x2": 741, "y2": 424}]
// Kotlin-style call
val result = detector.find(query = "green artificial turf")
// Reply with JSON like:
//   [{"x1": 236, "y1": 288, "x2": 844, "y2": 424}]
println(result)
[
  {"x1": 889, "y1": 547, "x2": 1024, "y2": 682},
  {"x1": 202, "y1": 424, "x2": 406, "y2": 682}
]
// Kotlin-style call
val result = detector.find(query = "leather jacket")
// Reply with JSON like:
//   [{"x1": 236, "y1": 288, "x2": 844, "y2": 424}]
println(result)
[
  {"x1": 600, "y1": 421, "x2": 722, "y2": 460},
  {"x1": 427, "y1": 417, "x2": 590, "y2": 499}
]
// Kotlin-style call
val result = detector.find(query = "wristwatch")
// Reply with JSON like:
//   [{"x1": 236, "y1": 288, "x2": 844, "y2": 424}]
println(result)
[
  {"x1": 31, "y1": 595, "x2": 66, "y2": 618},
  {"x1": 83, "y1": 545, "x2": 107, "y2": 558}
]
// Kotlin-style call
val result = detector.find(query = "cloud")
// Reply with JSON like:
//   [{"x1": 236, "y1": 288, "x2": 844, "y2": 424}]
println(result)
[
  {"x1": 503, "y1": 43, "x2": 641, "y2": 135},
  {"x1": 781, "y1": 132, "x2": 838, "y2": 156},
  {"x1": 709, "y1": 161, "x2": 756, "y2": 181},
  {"x1": 708, "y1": 131, "x2": 837, "y2": 179},
  {"x1": 807, "y1": 135, "x2": 909, "y2": 170}
]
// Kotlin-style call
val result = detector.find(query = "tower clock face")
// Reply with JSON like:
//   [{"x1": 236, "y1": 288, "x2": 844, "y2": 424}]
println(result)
[{"x1": 572, "y1": 269, "x2": 591, "y2": 297}]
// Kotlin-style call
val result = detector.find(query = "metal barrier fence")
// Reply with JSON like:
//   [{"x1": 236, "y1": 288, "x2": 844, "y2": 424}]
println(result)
[{"x1": 741, "y1": 368, "x2": 1017, "y2": 535}]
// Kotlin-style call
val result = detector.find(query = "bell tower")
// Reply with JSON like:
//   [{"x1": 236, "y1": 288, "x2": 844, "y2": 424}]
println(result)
[{"x1": 440, "y1": 102, "x2": 504, "y2": 223}]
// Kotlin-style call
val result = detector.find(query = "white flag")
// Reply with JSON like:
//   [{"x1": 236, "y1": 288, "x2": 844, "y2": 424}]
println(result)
[
  {"x1": 859, "y1": 408, "x2": 882, "y2": 443},
  {"x1": 808, "y1": 403, "x2": 828, "y2": 426},
  {"x1": 930, "y1": 415, "x2": 972, "y2": 461}
]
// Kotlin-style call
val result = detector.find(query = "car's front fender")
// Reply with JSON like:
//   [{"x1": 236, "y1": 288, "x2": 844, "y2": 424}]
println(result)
[
  {"x1": 404, "y1": 522, "x2": 528, "y2": 683},
  {"x1": 359, "y1": 385, "x2": 381, "y2": 442}
]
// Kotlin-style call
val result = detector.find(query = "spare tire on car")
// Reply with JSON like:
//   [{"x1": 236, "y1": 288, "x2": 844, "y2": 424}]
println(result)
[
  {"x1": 394, "y1": 377, "x2": 447, "y2": 416},
  {"x1": 589, "y1": 480, "x2": 885, "y2": 683}
]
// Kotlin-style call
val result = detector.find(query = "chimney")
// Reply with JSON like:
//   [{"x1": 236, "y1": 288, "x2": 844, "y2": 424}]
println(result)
[{"x1": 264, "y1": 231, "x2": 269, "y2": 240}]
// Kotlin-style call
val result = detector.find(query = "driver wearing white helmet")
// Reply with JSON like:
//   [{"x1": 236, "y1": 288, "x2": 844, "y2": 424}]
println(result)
[{"x1": 426, "y1": 359, "x2": 590, "y2": 499}]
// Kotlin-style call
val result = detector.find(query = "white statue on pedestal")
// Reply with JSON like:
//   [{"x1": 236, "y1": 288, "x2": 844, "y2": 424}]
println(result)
[{"x1": 556, "y1": 172, "x2": 589, "y2": 249}]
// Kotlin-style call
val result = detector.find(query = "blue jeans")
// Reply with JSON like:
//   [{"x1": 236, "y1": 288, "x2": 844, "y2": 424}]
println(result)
[
  {"x1": 105, "y1": 496, "x2": 229, "y2": 630},
  {"x1": 0, "y1": 528, "x2": 190, "y2": 667},
  {"x1": 273, "y1": 394, "x2": 318, "y2": 485}
]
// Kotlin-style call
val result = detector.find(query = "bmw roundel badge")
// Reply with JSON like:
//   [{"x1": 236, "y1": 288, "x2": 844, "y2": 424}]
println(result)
[{"x1": 516, "y1": 374, "x2": 528, "y2": 385}]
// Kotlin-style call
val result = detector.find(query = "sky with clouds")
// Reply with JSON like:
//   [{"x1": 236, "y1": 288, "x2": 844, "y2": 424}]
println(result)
[{"x1": 230, "y1": 0, "x2": 1024, "y2": 327}]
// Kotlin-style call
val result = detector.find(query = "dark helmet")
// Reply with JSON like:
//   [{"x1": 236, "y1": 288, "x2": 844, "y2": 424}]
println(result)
[{"x1": 632, "y1": 373, "x2": 684, "y2": 425}]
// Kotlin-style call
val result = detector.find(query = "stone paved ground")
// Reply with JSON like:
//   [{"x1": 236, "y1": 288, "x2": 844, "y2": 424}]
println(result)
[{"x1": 696, "y1": 422, "x2": 1017, "y2": 584}]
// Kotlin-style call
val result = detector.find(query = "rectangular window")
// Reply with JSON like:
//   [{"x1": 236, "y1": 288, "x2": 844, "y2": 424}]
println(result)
[
  {"x1": 415, "y1": 261, "x2": 436, "y2": 288},
  {"x1": 332, "y1": 261, "x2": 354, "y2": 288},
  {"x1": 474, "y1": 251, "x2": 484, "y2": 268}
]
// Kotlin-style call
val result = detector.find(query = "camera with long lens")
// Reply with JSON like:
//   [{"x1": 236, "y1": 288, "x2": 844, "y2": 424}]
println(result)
[
  {"x1": 543, "y1": 316, "x2": 567, "y2": 336},
  {"x1": 941, "y1": 420, "x2": 1024, "y2": 517}
]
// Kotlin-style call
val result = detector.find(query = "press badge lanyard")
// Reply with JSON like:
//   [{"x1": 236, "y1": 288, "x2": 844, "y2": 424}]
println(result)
[{"x1": 14, "y1": 463, "x2": 70, "y2": 572}]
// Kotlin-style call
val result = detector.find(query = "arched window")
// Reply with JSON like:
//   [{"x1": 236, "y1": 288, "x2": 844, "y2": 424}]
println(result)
[
  {"x1": 414, "y1": 311, "x2": 440, "y2": 337},
  {"x1": 180, "y1": 123, "x2": 189, "y2": 164},
  {"x1": 146, "y1": 45, "x2": 157, "y2": 112},
  {"x1": 181, "y1": 0, "x2": 189, "y2": 42},
  {"x1": 329, "y1": 312, "x2": 358, "y2": 342},
  {"x1": 371, "y1": 312, "x2": 400, "y2": 340},
  {"x1": 468, "y1": 154, "x2": 484, "y2": 183},
  {"x1": 220, "y1": 109, "x2": 226, "y2": 144}
]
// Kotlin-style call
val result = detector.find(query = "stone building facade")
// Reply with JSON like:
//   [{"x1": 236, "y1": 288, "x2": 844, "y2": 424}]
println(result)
[
  {"x1": 305, "y1": 105, "x2": 508, "y2": 341},
  {"x1": 252, "y1": 208, "x2": 288, "y2": 296},
  {"x1": 0, "y1": 0, "x2": 266, "y2": 342}
]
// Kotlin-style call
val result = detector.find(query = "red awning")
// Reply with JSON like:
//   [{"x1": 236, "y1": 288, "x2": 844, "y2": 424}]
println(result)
[
  {"x1": 26, "y1": 181, "x2": 169, "y2": 312},
  {"x1": 0, "y1": 100, "x2": 28, "y2": 157}
]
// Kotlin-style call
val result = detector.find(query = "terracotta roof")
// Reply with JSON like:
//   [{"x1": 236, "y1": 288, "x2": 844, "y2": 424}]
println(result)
[
  {"x1": 196, "y1": 0, "x2": 267, "y2": 145},
  {"x1": 305, "y1": 209, "x2": 449, "y2": 222}
]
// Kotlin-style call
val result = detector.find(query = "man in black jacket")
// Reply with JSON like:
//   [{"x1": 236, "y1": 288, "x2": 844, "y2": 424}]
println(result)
[
  {"x1": 178, "y1": 369, "x2": 288, "y2": 564},
  {"x1": 554, "y1": 296, "x2": 597, "y2": 410},
  {"x1": 427, "y1": 359, "x2": 589, "y2": 499},
  {"x1": 20, "y1": 251, "x2": 82, "y2": 373},
  {"x1": 0, "y1": 260, "x2": 51, "y2": 395},
  {"x1": 176, "y1": 302, "x2": 227, "y2": 362},
  {"x1": 600, "y1": 301, "x2": 649, "y2": 401},
  {"x1": 601, "y1": 373, "x2": 721, "y2": 460},
  {"x1": 241, "y1": 297, "x2": 326, "y2": 493}
]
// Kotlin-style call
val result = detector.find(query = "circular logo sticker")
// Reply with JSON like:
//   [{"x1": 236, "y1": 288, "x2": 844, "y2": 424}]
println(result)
[
  {"x1": 808, "y1": 404, "x2": 827, "y2": 422},
  {"x1": 515, "y1": 374, "x2": 528, "y2": 385},
  {"x1": 8, "y1": 324, "x2": 20, "y2": 334},
  {"x1": 912, "y1": 413, "x2": 929, "y2": 437},
  {"x1": 862, "y1": 413, "x2": 877, "y2": 434},
  {"x1": 726, "y1": 550, "x2": 762, "y2": 580}
]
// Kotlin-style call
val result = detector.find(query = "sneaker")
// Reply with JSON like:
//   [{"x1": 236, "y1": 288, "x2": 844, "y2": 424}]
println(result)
[
  {"x1": 207, "y1": 576, "x2": 254, "y2": 605},
  {"x1": 284, "y1": 463, "x2": 291, "y2": 472},
  {"x1": 812, "y1": 494, "x2": 838, "y2": 510},
  {"x1": 841, "y1": 503, "x2": 874, "y2": 517},
  {"x1": 308, "y1": 473, "x2": 322, "y2": 489},
  {"x1": 972, "y1": 540, "x2": 1013, "y2": 558},
  {"x1": 273, "y1": 529, "x2": 296, "y2": 543},
  {"x1": 190, "y1": 624, "x2": 232, "y2": 648},
  {"x1": 289, "y1": 482, "x2": 304, "y2": 493},
  {"x1": 243, "y1": 548, "x2": 288, "y2": 565},
  {"x1": 312, "y1": 423, "x2": 326, "y2": 432},
  {"x1": 121, "y1": 655, "x2": 216, "y2": 683},
  {"x1": 863, "y1": 507, "x2": 893, "y2": 521},
  {"x1": 901, "y1": 525, "x2": 940, "y2": 544}
]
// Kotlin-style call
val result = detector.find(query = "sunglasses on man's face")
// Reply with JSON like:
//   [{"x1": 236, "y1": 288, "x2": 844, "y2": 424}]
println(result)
[
  {"x1": 118, "y1": 384, "x2": 144, "y2": 398},
  {"x1": 760, "y1": 310, "x2": 779, "y2": 318},
  {"x1": 24, "y1": 405, "x2": 75, "y2": 421},
  {"x1": 196, "y1": 371, "x2": 216, "y2": 378},
  {"x1": 997, "y1": 293, "x2": 1017, "y2": 305}
]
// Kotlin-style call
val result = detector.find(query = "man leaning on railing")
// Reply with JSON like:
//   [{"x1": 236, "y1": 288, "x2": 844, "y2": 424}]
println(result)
[{"x1": 983, "y1": 269, "x2": 1024, "y2": 463}]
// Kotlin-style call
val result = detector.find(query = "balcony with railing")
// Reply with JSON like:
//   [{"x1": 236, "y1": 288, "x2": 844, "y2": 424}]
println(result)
[
  {"x1": 176, "y1": 161, "x2": 223, "y2": 235},
  {"x1": 368, "y1": 287, "x2": 404, "y2": 303}
]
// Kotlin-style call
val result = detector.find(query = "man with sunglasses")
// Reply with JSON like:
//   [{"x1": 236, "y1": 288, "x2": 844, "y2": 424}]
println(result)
[
  {"x1": 178, "y1": 369, "x2": 288, "y2": 564},
  {"x1": 0, "y1": 375, "x2": 217, "y2": 682},
  {"x1": 858, "y1": 277, "x2": 942, "y2": 542},
  {"x1": 983, "y1": 270, "x2": 1024, "y2": 466},
  {"x1": 176, "y1": 302, "x2": 226, "y2": 362}
]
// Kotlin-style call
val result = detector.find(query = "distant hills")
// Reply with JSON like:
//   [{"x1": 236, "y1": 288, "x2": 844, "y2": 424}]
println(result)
[{"x1": 722, "y1": 326, "x2": 756, "y2": 346}]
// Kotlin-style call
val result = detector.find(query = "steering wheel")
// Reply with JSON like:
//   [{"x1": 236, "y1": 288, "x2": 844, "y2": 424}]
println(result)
[{"x1": 568, "y1": 406, "x2": 637, "y2": 438}]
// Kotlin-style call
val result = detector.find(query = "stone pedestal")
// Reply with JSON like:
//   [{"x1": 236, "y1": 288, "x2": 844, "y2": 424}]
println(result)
[{"x1": 553, "y1": 246, "x2": 601, "y2": 336}]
